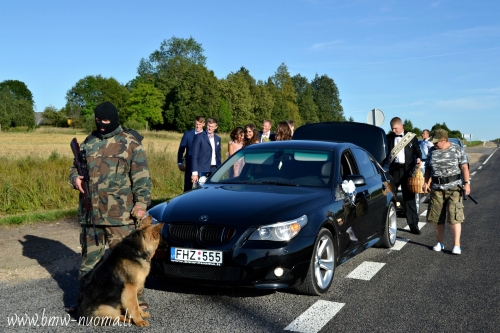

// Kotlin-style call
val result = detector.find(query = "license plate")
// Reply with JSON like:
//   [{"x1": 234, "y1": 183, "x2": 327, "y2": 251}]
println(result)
[{"x1": 170, "y1": 247, "x2": 223, "y2": 266}]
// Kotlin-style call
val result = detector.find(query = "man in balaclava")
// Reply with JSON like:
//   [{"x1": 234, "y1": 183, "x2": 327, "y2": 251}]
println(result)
[
  {"x1": 94, "y1": 101, "x2": 120, "y2": 135},
  {"x1": 68, "y1": 102, "x2": 152, "y2": 312}
]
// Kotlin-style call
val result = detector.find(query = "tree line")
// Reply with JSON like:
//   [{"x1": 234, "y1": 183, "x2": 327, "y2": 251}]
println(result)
[
  {"x1": 42, "y1": 36, "x2": 345, "y2": 133},
  {"x1": 398, "y1": 119, "x2": 464, "y2": 139},
  {"x1": 1, "y1": 36, "x2": 467, "y2": 138}
]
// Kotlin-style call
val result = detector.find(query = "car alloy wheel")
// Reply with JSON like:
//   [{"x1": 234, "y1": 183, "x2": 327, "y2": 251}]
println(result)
[{"x1": 295, "y1": 228, "x2": 335, "y2": 295}]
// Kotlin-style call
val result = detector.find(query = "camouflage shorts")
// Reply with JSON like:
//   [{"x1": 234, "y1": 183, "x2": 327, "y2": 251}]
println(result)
[
  {"x1": 78, "y1": 224, "x2": 136, "y2": 280},
  {"x1": 426, "y1": 187, "x2": 465, "y2": 225}
]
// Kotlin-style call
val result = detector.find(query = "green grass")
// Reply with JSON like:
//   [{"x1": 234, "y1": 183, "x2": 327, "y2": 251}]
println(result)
[
  {"x1": 0, "y1": 127, "x2": 232, "y2": 226},
  {"x1": 0, "y1": 148, "x2": 187, "y2": 225},
  {"x1": 0, "y1": 209, "x2": 78, "y2": 226},
  {"x1": 464, "y1": 140, "x2": 484, "y2": 147}
]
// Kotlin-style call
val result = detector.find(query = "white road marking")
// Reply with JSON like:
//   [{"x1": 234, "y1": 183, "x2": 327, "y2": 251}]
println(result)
[
  {"x1": 420, "y1": 209, "x2": 427, "y2": 217},
  {"x1": 483, "y1": 150, "x2": 496, "y2": 164},
  {"x1": 471, "y1": 171, "x2": 477, "y2": 175},
  {"x1": 284, "y1": 300, "x2": 345, "y2": 333},
  {"x1": 346, "y1": 261, "x2": 385, "y2": 280},
  {"x1": 403, "y1": 222, "x2": 426, "y2": 231},
  {"x1": 392, "y1": 238, "x2": 410, "y2": 250},
  {"x1": 478, "y1": 166, "x2": 483, "y2": 169}
]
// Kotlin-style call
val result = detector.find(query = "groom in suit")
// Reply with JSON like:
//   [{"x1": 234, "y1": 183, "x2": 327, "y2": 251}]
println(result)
[
  {"x1": 386, "y1": 117, "x2": 422, "y2": 235},
  {"x1": 191, "y1": 117, "x2": 222, "y2": 184},
  {"x1": 259, "y1": 120, "x2": 275, "y2": 142},
  {"x1": 177, "y1": 116, "x2": 205, "y2": 192}
]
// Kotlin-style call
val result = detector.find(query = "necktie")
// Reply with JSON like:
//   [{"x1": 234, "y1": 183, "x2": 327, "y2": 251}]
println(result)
[
  {"x1": 208, "y1": 133, "x2": 214, "y2": 139},
  {"x1": 395, "y1": 134, "x2": 403, "y2": 137}
]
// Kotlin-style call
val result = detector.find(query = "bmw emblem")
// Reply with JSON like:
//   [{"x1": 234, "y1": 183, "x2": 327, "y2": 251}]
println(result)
[{"x1": 199, "y1": 215, "x2": 209, "y2": 222}]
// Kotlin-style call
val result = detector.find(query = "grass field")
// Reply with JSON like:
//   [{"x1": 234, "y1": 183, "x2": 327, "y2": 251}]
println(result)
[
  {"x1": 0, "y1": 127, "x2": 229, "y2": 225},
  {"x1": 0, "y1": 127, "x2": 186, "y2": 158}
]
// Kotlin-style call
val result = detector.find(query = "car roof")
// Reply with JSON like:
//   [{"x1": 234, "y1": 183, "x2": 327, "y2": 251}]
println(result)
[
  {"x1": 292, "y1": 122, "x2": 388, "y2": 164},
  {"x1": 242, "y1": 139, "x2": 354, "y2": 151},
  {"x1": 448, "y1": 137, "x2": 463, "y2": 147}
]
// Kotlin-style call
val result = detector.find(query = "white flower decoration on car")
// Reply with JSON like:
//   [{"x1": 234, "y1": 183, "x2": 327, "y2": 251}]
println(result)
[
  {"x1": 341, "y1": 180, "x2": 357, "y2": 207},
  {"x1": 341, "y1": 180, "x2": 356, "y2": 194}
]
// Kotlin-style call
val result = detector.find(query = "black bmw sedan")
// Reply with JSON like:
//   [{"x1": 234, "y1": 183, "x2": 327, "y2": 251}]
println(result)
[{"x1": 148, "y1": 123, "x2": 397, "y2": 295}]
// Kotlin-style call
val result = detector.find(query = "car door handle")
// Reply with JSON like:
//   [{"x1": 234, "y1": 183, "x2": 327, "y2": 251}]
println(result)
[{"x1": 363, "y1": 190, "x2": 371, "y2": 199}]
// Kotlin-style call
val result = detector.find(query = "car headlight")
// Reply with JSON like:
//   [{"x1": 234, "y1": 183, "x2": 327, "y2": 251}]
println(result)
[{"x1": 249, "y1": 215, "x2": 308, "y2": 241}]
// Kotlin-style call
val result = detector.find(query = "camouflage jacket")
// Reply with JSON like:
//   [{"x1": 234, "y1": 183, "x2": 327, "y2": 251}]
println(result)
[
  {"x1": 69, "y1": 126, "x2": 152, "y2": 226},
  {"x1": 428, "y1": 144, "x2": 467, "y2": 190}
]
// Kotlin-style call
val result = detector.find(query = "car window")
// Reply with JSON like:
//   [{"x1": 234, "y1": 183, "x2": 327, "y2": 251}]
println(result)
[
  {"x1": 210, "y1": 148, "x2": 333, "y2": 187},
  {"x1": 352, "y1": 148, "x2": 377, "y2": 179},
  {"x1": 340, "y1": 150, "x2": 358, "y2": 180}
]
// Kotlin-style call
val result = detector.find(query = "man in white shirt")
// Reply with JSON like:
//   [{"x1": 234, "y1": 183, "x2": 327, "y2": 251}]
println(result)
[
  {"x1": 259, "y1": 120, "x2": 275, "y2": 142},
  {"x1": 191, "y1": 118, "x2": 221, "y2": 184},
  {"x1": 385, "y1": 117, "x2": 422, "y2": 234}
]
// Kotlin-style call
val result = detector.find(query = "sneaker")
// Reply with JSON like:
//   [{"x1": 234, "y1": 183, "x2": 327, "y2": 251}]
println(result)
[
  {"x1": 433, "y1": 242, "x2": 444, "y2": 252},
  {"x1": 452, "y1": 246, "x2": 462, "y2": 255}
]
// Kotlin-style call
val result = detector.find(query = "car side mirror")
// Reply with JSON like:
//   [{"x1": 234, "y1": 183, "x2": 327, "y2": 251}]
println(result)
[
  {"x1": 344, "y1": 175, "x2": 366, "y2": 186},
  {"x1": 193, "y1": 171, "x2": 212, "y2": 189}
]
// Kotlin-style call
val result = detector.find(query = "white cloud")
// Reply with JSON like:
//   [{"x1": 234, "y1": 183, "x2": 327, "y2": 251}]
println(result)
[
  {"x1": 435, "y1": 98, "x2": 497, "y2": 110},
  {"x1": 309, "y1": 40, "x2": 342, "y2": 51}
]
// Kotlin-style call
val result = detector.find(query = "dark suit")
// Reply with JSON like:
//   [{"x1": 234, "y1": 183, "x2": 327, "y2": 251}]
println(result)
[
  {"x1": 177, "y1": 129, "x2": 200, "y2": 192},
  {"x1": 258, "y1": 131, "x2": 275, "y2": 142},
  {"x1": 386, "y1": 132, "x2": 422, "y2": 231},
  {"x1": 191, "y1": 131, "x2": 222, "y2": 176}
]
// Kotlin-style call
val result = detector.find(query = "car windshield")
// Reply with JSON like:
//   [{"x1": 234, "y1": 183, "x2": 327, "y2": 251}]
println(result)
[{"x1": 210, "y1": 148, "x2": 333, "y2": 188}]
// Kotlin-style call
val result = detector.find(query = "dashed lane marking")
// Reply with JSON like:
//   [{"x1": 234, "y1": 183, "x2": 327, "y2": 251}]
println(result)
[
  {"x1": 284, "y1": 300, "x2": 345, "y2": 333},
  {"x1": 392, "y1": 237, "x2": 410, "y2": 250},
  {"x1": 403, "y1": 222, "x2": 426, "y2": 231},
  {"x1": 478, "y1": 166, "x2": 483, "y2": 169},
  {"x1": 346, "y1": 261, "x2": 385, "y2": 280}
]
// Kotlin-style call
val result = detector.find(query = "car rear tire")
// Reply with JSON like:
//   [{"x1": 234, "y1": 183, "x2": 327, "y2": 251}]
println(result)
[
  {"x1": 376, "y1": 201, "x2": 397, "y2": 248},
  {"x1": 295, "y1": 228, "x2": 335, "y2": 296}
]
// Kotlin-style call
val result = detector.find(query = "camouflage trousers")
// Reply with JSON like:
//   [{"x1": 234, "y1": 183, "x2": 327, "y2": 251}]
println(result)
[
  {"x1": 79, "y1": 224, "x2": 136, "y2": 280},
  {"x1": 426, "y1": 186, "x2": 465, "y2": 225}
]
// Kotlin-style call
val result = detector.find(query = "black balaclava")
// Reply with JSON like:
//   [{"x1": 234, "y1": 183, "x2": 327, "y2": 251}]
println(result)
[{"x1": 94, "y1": 102, "x2": 119, "y2": 135}]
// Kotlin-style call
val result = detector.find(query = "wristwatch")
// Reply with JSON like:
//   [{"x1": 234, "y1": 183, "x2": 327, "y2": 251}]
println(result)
[{"x1": 464, "y1": 181, "x2": 470, "y2": 184}]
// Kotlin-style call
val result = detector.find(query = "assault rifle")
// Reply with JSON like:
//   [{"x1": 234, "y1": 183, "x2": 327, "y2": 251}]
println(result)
[
  {"x1": 459, "y1": 185, "x2": 478, "y2": 205},
  {"x1": 70, "y1": 138, "x2": 99, "y2": 246}
]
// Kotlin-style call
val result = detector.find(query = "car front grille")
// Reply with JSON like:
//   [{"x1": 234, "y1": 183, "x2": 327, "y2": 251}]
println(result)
[
  {"x1": 169, "y1": 224, "x2": 198, "y2": 242},
  {"x1": 169, "y1": 223, "x2": 236, "y2": 244},
  {"x1": 158, "y1": 262, "x2": 246, "y2": 282}
]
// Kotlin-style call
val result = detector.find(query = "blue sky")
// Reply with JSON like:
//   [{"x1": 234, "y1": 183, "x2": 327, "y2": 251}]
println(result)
[{"x1": 1, "y1": 0, "x2": 499, "y2": 140}]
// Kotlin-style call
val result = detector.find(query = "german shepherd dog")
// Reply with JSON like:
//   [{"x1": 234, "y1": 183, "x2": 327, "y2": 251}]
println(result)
[{"x1": 77, "y1": 216, "x2": 163, "y2": 327}]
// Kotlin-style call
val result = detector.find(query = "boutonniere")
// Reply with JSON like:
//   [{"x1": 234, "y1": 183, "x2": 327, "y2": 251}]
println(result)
[
  {"x1": 217, "y1": 141, "x2": 220, "y2": 145},
  {"x1": 409, "y1": 143, "x2": 413, "y2": 148}
]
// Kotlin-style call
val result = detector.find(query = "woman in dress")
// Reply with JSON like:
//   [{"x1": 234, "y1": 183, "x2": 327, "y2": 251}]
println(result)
[
  {"x1": 275, "y1": 121, "x2": 293, "y2": 141},
  {"x1": 244, "y1": 123, "x2": 260, "y2": 147},
  {"x1": 228, "y1": 127, "x2": 245, "y2": 177}
]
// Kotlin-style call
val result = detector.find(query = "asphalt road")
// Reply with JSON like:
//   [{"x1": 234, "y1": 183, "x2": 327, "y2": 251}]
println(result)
[{"x1": 1, "y1": 147, "x2": 498, "y2": 332}]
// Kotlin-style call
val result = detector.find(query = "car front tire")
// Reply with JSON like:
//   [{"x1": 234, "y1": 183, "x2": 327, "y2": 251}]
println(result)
[{"x1": 295, "y1": 228, "x2": 335, "y2": 296}]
